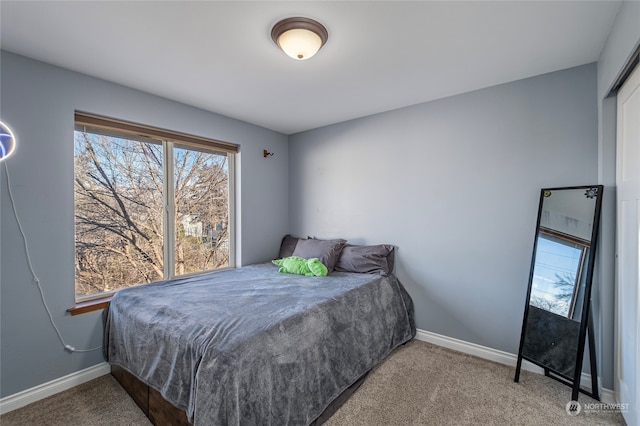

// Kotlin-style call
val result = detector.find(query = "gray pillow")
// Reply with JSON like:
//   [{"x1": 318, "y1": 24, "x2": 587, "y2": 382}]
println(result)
[
  {"x1": 278, "y1": 234, "x2": 304, "y2": 259},
  {"x1": 334, "y1": 244, "x2": 395, "y2": 276},
  {"x1": 291, "y1": 238, "x2": 347, "y2": 273}
]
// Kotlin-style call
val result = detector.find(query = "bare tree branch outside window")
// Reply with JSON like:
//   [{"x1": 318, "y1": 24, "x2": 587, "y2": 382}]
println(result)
[{"x1": 74, "y1": 131, "x2": 229, "y2": 298}]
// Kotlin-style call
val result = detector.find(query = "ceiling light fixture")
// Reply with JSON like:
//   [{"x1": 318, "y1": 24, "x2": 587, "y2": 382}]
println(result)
[{"x1": 271, "y1": 17, "x2": 328, "y2": 61}]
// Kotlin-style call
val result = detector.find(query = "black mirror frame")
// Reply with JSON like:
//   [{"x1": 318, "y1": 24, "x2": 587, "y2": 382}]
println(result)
[{"x1": 514, "y1": 185, "x2": 604, "y2": 402}]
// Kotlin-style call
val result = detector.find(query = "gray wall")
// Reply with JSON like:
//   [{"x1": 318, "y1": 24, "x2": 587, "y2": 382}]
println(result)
[
  {"x1": 289, "y1": 64, "x2": 603, "y2": 380},
  {"x1": 596, "y1": 0, "x2": 640, "y2": 398},
  {"x1": 0, "y1": 51, "x2": 288, "y2": 397}
]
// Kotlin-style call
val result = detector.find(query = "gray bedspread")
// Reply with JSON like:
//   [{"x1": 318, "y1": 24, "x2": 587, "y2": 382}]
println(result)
[{"x1": 103, "y1": 262, "x2": 415, "y2": 425}]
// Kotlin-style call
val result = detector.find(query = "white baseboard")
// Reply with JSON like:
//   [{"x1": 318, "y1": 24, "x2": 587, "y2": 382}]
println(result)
[
  {"x1": 415, "y1": 328, "x2": 616, "y2": 404},
  {"x1": 0, "y1": 362, "x2": 111, "y2": 415}
]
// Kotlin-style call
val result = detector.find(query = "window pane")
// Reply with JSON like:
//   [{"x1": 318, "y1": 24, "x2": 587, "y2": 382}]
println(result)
[
  {"x1": 530, "y1": 234, "x2": 584, "y2": 317},
  {"x1": 74, "y1": 130, "x2": 164, "y2": 298},
  {"x1": 174, "y1": 145, "x2": 229, "y2": 276}
]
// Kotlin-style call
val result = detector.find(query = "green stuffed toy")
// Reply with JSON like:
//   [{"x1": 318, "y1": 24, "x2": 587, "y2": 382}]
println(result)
[{"x1": 272, "y1": 256, "x2": 328, "y2": 277}]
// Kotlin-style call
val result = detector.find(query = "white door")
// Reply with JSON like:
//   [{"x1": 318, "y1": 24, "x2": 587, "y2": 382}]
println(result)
[{"x1": 616, "y1": 63, "x2": 640, "y2": 426}]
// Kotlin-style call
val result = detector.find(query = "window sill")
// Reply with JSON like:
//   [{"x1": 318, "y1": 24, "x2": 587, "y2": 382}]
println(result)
[{"x1": 67, "y1": 296, "x2": 112, "y2": 316}]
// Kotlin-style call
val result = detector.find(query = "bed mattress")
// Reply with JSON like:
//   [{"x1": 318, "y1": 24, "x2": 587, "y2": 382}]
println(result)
[{"x1": 103, "y1": 262, "x2": 415, "y2": 425}]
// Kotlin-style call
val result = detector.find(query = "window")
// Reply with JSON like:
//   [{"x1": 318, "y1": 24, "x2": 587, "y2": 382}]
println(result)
[
  {"x1": 74, "y1": 112, "x2": 236, "y2": 301},
  {"x1": 530, "y1": 228, "x2": 589, "y2": 318}
]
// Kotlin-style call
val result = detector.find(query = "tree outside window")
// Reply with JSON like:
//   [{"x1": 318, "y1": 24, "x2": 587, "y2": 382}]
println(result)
[{"x1": 74, "y1": 126, "x2": 232, "y2": 300}]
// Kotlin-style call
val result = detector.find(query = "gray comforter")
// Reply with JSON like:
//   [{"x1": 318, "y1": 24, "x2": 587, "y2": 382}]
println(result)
[{"x1": 103, "y1": 262, "x2": 415, "y2": 425}]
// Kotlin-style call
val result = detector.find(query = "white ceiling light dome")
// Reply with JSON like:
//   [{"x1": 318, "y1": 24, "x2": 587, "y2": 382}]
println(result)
[{"x1": 271, "y1": 17, "x2": 328, "y2": 61}]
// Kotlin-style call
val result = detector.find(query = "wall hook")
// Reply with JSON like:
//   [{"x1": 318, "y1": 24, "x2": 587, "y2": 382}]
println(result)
[{"x1": 263, "y1": 149, "x2": 274, "y2": 158}]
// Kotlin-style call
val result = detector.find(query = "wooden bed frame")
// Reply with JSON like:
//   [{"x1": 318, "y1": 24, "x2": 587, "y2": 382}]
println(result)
[
  {"x1": 111, "y1": 364, "x2": 368, "y2": 426},
  {"x1": 112, "y1": 365, "x2": 190, "y2": 426}
]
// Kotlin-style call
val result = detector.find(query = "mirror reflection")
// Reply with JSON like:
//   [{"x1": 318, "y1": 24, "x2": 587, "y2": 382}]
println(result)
[{"x1": 528, "y1": 188, "x2": 598, "y2": 320}]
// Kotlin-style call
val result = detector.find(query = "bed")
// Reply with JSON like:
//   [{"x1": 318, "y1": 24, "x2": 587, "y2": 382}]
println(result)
[{"x1": 103, "y1": 255, "x2": 415, "y2": 425}]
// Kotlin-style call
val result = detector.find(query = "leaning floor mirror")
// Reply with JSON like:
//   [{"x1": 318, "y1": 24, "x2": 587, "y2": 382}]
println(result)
[{"x1": 514, "y1": 185, "x2": 604, "y2": 401}]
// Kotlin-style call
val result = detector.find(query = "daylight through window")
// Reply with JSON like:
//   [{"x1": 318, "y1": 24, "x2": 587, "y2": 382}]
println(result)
[
  {"x1": 530, "y1": 229, "x2": 588, "y2": 318},
  {"x1": 74, "y1": 113, "x2": 236, "y2": 301}
]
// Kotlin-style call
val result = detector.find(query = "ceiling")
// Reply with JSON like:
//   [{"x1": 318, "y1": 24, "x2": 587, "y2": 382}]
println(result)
[{"x1": 0, "y1": 1, "x2": 622, "y2": 135}]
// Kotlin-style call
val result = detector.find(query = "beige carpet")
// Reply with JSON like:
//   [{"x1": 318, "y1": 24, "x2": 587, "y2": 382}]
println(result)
[
  {"x1": 1, "y1": 371, "x2": 151, "y2": 426},
  {"x1": 326, "y1": 341, "x2": 625, "y2": 426},
  {"x1": 1, "y1": 340, "x2": 626, "y2": 425}
]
